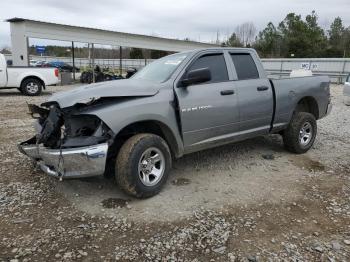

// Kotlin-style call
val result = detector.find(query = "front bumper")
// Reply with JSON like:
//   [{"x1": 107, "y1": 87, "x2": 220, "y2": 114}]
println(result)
[{"x1": 18, "y1": 139, "x2": 108, "y2": 179}]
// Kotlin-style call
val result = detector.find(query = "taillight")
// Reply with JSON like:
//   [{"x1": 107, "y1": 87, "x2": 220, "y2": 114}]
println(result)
[{"x1": 54, "y1": 68, "x2": 59, "y2": 77}]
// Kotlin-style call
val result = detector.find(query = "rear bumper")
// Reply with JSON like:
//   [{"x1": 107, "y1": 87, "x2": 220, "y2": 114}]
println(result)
[{"x1": 18, "y1": 139, "x2": 108, "y2": 179}]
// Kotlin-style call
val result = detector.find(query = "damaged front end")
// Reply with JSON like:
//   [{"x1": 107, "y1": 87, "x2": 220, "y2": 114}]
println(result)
[{"x1": 18, "y1": 103, "x2": 114, "y2": 179}]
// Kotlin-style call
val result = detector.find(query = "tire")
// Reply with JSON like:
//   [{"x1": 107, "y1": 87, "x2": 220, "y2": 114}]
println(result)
[
  {"x1": 283, "y1": 112, "x2": 317, "y2": 154},
  {"x1": 21, "y1": 78, "x2": 43, "y2": 96},
  {"x1": 115, "y1": 133, "x2": 172, "y2": 198}
]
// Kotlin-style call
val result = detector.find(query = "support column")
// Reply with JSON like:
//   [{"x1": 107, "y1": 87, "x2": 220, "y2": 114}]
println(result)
[
  {"x1": 10, "y1": 22, "x2": 29, "y2": 66},
  {"x1": 91, "y1": 43, "x2": 95, "y2": 83},
  {"x1": 119, "y1": 46, "x2": 122, "y2": 76},
  {"x1": 71, "y1": 41, "x2": 75, "y2": 81}
]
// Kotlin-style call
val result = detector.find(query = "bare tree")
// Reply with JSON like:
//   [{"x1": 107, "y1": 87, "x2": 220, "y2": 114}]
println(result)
[{"x1": 235, "y1": 22, "x2": 257, "y2": 47}]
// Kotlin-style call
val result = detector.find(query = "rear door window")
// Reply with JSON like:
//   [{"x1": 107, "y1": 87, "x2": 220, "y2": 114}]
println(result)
[
  {"x1": 187, "y1": 53, "x2": 229, "y2": 83},
  {"x1": 230, "y1": 53, "x2": 259, "y2": 80}
]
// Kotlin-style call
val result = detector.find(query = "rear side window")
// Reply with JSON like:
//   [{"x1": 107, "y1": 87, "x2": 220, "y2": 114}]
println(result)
[
  {"x1": 230, "y1": 53, "x2": 259, "y2": 80},
  {"x1": 347, "y1": 74, "x2": 350, "y2": 82},
  {"x1": 187, "y1": 53, "x2": 228, "y2": 83}
]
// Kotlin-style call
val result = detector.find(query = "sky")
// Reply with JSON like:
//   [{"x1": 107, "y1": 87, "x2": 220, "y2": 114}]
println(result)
[{"x1": 1, "y1": 0, "x2": 350, "y2": 49}]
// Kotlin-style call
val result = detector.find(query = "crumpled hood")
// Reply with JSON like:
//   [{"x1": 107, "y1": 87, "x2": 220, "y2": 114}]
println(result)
[{"x1": 46, "y1": 79, "x2": 160, "y2": 108}]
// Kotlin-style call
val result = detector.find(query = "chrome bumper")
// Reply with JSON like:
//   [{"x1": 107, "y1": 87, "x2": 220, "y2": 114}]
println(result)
[{"x1": 18, "y1": 141, "x2": 108, "y2": 179}]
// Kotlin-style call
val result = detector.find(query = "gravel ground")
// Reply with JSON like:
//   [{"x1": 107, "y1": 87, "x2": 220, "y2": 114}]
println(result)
[{"x1": 0, "y1": 84, "x2": 350, "y2": 261}]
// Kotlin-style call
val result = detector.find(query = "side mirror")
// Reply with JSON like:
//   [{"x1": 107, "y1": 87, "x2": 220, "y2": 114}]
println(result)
[{"x1": 180, "y1": 68, "x2": 211, "y2": 87}]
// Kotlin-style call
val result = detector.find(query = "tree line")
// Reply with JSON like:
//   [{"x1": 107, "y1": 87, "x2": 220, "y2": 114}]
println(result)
[{"x1": 224, "y1": 11, "x2": 350, "y2": 58}]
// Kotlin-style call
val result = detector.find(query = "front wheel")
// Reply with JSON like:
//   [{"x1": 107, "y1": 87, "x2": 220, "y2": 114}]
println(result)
[
  {"x1": 115, "y1": 134, "x2": 172, "y2": 198},
  {"x1": 21, "y1": 78, "x2": 43, "y2": 96},
  {"x1": 283, "y1": 112, "x2": 317, "y2": 154}
]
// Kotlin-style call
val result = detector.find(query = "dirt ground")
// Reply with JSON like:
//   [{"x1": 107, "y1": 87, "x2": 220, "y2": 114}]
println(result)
[{"x1": 0, "y1": 84, "x2": 349, "y2": 261}]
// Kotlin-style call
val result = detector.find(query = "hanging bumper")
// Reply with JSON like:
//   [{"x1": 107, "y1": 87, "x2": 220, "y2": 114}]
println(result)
[{"x1": 18, "y1": 138, "x2": 108, "y2": 179}]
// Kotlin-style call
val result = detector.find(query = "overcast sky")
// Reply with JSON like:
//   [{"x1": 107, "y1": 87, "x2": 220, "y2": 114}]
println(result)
[{"x1": 1, "y1": 0, "x2": 350, "y2": 48}]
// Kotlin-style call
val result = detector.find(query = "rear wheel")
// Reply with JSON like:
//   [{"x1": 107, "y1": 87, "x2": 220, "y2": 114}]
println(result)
[
  {"x1": 115, "y1": 133, "x2": 172, "y2": 198},
  {"x1": 283, "y1": 112, "x2": 317, "y2": 154},
  {"x1": 21, "y1": 78, "x2": 43, "y2": 96}
]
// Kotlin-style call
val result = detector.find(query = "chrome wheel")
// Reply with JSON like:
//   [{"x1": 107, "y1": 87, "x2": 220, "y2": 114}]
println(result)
[
  {"x1": 26, "y1": 82, "x2": 39, "y2": 94},
  {"x1": 299, "y1": 122, "x2": 313, "y2": 146},
  {"x1": 138, "y1": 147, "x2": 165, "y2": 187}
]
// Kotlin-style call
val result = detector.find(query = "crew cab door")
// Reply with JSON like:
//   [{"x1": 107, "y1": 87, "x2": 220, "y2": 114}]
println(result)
[
  {"x1": 228, "y1": 52, "x2": 274, "y2": 135},
  {"x1": 0, "y1": 54, "x2": 7, "y2": 87},
  {"x1": 174, "y1": 51, "x2": 240, "y2": 152}
]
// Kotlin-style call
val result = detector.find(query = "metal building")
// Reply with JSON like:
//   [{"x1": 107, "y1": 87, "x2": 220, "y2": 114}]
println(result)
[{"x1": 6, "y1": 18, "x2": 217, "y2": 67}]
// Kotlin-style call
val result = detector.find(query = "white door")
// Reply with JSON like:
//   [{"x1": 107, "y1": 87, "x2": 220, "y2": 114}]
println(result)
[{"x1": 0, "y1": 55, "x2": 8, "y2": 87}]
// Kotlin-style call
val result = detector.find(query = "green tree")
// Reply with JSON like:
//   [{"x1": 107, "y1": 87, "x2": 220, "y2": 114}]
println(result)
[
  {"x1": 304, "y1": 11, "x2": 327, "y2": 57},
  {"x1": 129, "y1": 48, "x2": 144, "y2": 59},
  {"x1": 150, "y1": 50, "x2": 169, "y2": 59},
  {"x1": 344, "y1": 27, "x2": 350, "y2": 57},
  {"x1": 225, "y1": 33, "x2": 243, "y2": 47},
  {"x1": 253, "y1": 22, "x2": 281, "y2": 57},
  {"x1": 278, "y1": 13, "x2": 310, "y2": 57},
  {"x1": 276, "y1": 11, "x2": 327, "y2": 57},
  {"x1": 327, "y1": 17, "x2": 347, "y2": 57}
]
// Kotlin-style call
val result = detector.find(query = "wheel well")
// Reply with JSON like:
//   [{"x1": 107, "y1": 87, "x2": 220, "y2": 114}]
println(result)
[
  {"x1": 296, "y1": 97, "x2": 319, "y2": 119},
  {"x1": 112, "y1": 120, "x2": 179, "y2": 156},
  {"x1": 21, "y1": 76, "x2": 45, "y2": 90},
  {"x1": 103, "y1": 120, "x2": 179, "y2": 178}
]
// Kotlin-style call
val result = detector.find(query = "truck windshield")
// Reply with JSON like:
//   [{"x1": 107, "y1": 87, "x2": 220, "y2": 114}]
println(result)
[{"x1": 132, "y1": 53, "x2": 188, "y2": 83}]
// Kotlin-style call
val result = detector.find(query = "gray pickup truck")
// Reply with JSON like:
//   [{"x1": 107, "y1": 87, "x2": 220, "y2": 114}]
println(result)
[{"x1": 19, "y1": 48, "x2": 331, "y2": 198}]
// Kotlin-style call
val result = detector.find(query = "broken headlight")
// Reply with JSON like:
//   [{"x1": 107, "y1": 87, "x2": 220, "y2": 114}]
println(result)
[{"x1": 60, "y1": 115, "x2": 112, "y2": 148}]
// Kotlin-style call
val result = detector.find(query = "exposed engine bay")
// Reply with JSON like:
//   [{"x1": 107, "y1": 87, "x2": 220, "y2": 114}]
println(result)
[{"x1": 26, "y1": 103, "x2": 114, "y2": 149}]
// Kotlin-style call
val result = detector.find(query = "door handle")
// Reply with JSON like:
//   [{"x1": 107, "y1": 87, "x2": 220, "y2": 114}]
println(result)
[
  {"x1": 220, "y1": 90, "x2": 234, "y2": 95},
  {"x1": 257, "y1": 86, "x2": 269, "y2": 91}
]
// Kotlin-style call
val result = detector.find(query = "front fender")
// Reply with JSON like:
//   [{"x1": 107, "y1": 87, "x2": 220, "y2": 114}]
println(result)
[{"x1": 81, "y1": 90, "x2": 184, "y2": 157}]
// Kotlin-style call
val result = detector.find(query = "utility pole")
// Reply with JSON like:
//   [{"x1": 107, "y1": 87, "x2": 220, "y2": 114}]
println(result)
[
  {"x1": 91, "y1": 43, "x2": 95, "y2": 83},
  {"x1": 71, "y1": 41, "x2": 75, "y2": 81},
  {"x1": 119, "y1": 46, "x2": 122, "y2": 76}
]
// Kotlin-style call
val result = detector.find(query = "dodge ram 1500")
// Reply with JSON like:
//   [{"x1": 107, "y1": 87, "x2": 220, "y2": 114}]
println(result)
[{"x1": 19, "y1": 48, "x2": 332, "y2": 198}]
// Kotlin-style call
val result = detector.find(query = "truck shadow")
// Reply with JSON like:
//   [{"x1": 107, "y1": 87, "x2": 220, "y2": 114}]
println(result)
[
  {"x1": 0, "y1": 90, "x2": 53, "y2": 96},
  {"x1": 173, "y1": 134, "x2": 285, "y2": 170}
]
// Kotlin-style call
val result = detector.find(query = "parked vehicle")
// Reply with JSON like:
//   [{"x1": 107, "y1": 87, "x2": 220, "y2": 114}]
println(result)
[
  {"x1": 34, "y1": 61, "x2": 47, "y2": 67},
  {"x1": 19, "y1": 48, "x2": 331, "y2": 198},
  {"x1": 80, "y1": 66, "x2": 124, "y2": 84},
  {"x1": 29, "y1": 59, "x2": 38, "y2": 67},
  {"x1": 0, "y1": 53, "x2": 59, "y2": 96},
  {"x1": 43, "y1": 61, "x2": 79, "y2": 72},
  {"x1": 6, "y1": 59, "x2": 13, "y2": 66},
  {"x1": 344, "y1": 73, "x2": 350, "y2": 106},
  {"x1": 125, "y1": 67, "x2": 138, "y2": 78}
]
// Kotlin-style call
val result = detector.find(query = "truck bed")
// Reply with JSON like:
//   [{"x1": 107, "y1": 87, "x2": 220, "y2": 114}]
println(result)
[{"x1": 270, "y1": 75, "x2": 330, "y2": 131}]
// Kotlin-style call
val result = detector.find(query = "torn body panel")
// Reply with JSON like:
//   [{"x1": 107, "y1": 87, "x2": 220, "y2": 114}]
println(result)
[
  {"x1": 46, "y1": 78, "x2": 160, "y2": 108},
  {"x1": 19, "y1": 103, "x2": 114, "y2": 179}
]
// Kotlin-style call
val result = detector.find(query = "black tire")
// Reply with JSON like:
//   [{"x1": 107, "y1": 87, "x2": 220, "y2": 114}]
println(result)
[
  {"x1": 115, "y1": 133, "x2": 172, "y2": 198},
  {"x1": 283, "y1": 112, "x2": 317, "y2": 154},
  {"x1": 21, "y1": 78, "x2": 43, "y2": 96}
]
